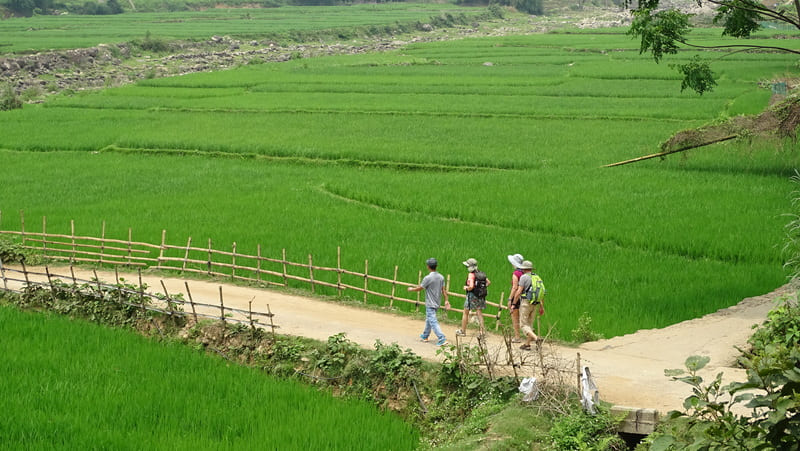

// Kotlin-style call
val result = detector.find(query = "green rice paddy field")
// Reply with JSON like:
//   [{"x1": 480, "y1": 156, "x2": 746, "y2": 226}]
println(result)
[
  {"x1": 0, "y1": 4, "x2": 476, "y2": 53},
  {"x1": 2, "y1": 26, "x2": 798, "y2": 339},
  {"x1": 0, "y1": 304, "x2": 419, "y2": 449}
]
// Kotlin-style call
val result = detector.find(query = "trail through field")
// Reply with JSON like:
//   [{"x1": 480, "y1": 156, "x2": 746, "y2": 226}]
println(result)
[{"x1": 9, "y1": 265, "x2": 790, "y2": 414}]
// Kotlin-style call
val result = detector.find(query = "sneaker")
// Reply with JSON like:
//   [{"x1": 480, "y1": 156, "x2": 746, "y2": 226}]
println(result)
[
  {"x1": 436, "y1": 338, "x2": 448, "y2": 346},
  {"x1": 455, "y1": 329, "x2": 466, "y2": 337},
  {"x1": 420, "y1": 334, "x2": 430, "y2": 342}
]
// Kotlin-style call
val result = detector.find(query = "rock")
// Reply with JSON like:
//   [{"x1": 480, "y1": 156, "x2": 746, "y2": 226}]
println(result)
[
  {"x1": 421, "y1": 23, "x2": 433, "y2": 32},
  {"x1": 483, "y1": 61, "x2": 493, "y2": 66}
]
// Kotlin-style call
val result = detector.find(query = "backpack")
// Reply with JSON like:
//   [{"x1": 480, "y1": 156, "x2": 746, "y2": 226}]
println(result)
[
  {"x1": 472, "y1": 270, "x2": 488, "y2": 299},
  {"x1": 524, "y1": 274, "x2": 546, "y2": 303}
]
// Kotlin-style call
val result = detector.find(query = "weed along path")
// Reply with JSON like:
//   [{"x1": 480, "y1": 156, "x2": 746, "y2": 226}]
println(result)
[{"x1": 7, "y1": 265, "x2": 790, "y2": 415}]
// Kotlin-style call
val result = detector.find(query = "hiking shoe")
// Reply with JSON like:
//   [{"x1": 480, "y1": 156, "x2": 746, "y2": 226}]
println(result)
[
  {"x1": 420, "y1": 334, "x2": 430, "y2": 342},
  {"x1": 436, "y1": 338, "x2": 448, "y2": 346},
  {"x1": 455, "y1": 329, "x2": 466, "y2": 337}
]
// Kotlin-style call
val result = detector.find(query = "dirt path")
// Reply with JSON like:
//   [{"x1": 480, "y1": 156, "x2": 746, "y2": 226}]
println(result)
[{"x1": 5, "y1": 264, "x2": 790, "y2": 414}]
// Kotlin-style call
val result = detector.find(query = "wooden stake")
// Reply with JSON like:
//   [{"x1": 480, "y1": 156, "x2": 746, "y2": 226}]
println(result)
[
  {"x1": 267, "y1": 303, "x2": 275, "y2": 339},
  {"x1": 100, "y1": 220, "x2": 106, "y2": 263},
  {"x1": 181, "y1": 237, "x2": 192, "y2": 274},
  {"x1": 184, "y1": 281, "x2": 198, "y2": 323},
  {"x1": 21, "y1": 261, "x2": 29, "y2": 287},
  {"x1": 363, "y1": 259, "x2": 369, "y2": 303},
  {"x1": 70, "y1": 220, "x2": 76, "y2": 264},
  {"x1": 248, "y1": 297, "x2": 255, "y2": 331},
  {"x1": 207, "y1": 238, "x2": 213, "y2": 276},
  {"x1": 415, "y1": 270, "x2": 422, "y2": 312},
  {"x1": 157, "y1": 230, "x2": 166, "y2": 267},
  {"x1": 115, "y1": 267, "x2": 123, "y2": 306},
  {"x1": 138, "y1": 269, "x2": 146, "y2": 313},
  {"x1": 0, "y1": 256, "x2": 7, "y2": 291},
  {"x1": 231, "y1": 242, "x2": 237, "y2": 280},
  {"x1": 160, "y1": 280, "x2": 174, "y2": 318},
  {"x1": 19, "y1": 210, "x2": 25, "y2": 247},
  {"x1": 42, "y1": 216, "x2": 47, "y2": 258},
  {"x1": 127, "y1": 228, "x2": 133, "y2": 266},
  {"x1": 496, "y1": 291, "x2": 505, "y2": 331},
  {"x1": 70, "y1": 265, "x2": 77, "y2": 287},
  {"x1": 389, "y1": 265, "x2": 398, "y2": 308},
  {"x1": 256, "y1": 244, "x2": 262, "y2": 283},
  {"x1": 308, "y1": 254, "x2": 315, "y2": 294},
  {"x1": 93, "y1": 269, "x2": 103, "y2": 301},
  {"x1": 282, "y1": 248, "x2": 288, "y2": 286},
  {"x1": 577, "y1": 353, "x2": 582, "y2": 401},
  {"x1": 336, "y1": 246, "x2": 342, "y2": 298},
  {"x1": 218, "y1": 286, "x2": 226, "y2": 326}
]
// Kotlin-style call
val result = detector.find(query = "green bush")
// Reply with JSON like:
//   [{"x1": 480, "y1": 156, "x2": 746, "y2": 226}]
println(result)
[
  {"x1": 0, "y1": 83, "x2": 22, "y2": 111},
  {"x1": 549, "y1": 404, "x2": 626, "y2": 450}
]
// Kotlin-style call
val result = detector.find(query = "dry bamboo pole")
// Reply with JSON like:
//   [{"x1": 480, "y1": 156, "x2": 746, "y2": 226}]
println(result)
[
  {"x1": 41, "y1": 216, "x2": 47, "y2": 258},
  {"x1": 115, "y1": 267, "x2": 124, "y2": 306},
  {"x1": 218, "y1": 286, "x2": 226, "y2": 326},
  {"x1": 127, "y1": 228, "x2": 133, "y2": 266},
  {"x1": 184, "y1": 281, "x2": 198, "y2": 323},
  {"x1": 138, "y1": 269, "x2": 146, "y2": 313},
  {"x1": 336, "y1": 247, "x2": 342, "y2": 298},
  {"x1": 415, "y1": 270, "x2": 422, "y2": 312},
  {"x1": 20, "y1": 210, "x2": 25, "y2": 248},
  {"x1": 577, "y1": 353, "x2": 582, "y2": 400},
  {"x1": 181, "y1": 237, "x2": 192, "y2": 274},
  {"x1": 308, "y1": 254, "x2": 315, "y2": 294},
  {"x1": 496, "y1": 292, "x2": 505, "y2": 331},
  {"x1": 207, "y1": 238, "x2": 213, "y2": 276},
  {"x1": 363, "y1": 260, "x2": 369, "y2": 303},
  {"x1": 445, "y1": 274, "x2": 451, "y2": 318},
  {"x1": 92, "y1": 270, "x2": 103, "y2": 302},
  {"x1": 157, "y1": 230, "x2": 166, "y2": 267},
  {"x1": 231, "y1": 242, "x2": 236, "y2": 281},
  {"x1": 160, "y1": 280, "x2": 174, "y2": 318},
  {"x1": 256, "y1": 244, "x2": 262, "y2": 283},
  {"x1": 282, "y1": 249, "x2": 288, "y2": 286},
  {"x1": 389, "y1": 265, "x2": 398, "y2": 308},
  {"x1": 100, "y1": 221, "x2": 106, "y2": 264},
  {"x1": 0, "y1": 256, "x2": 7, "y2": 291},
  {"x1": 70, "y1": 220, "x2": 76, "y2": 264},
  {"x1": 70, "y1": 265, "x2": 77, "y2": 286},
  {"x1": 248, "y1": 298, "x2": 255, "y2": 331}
]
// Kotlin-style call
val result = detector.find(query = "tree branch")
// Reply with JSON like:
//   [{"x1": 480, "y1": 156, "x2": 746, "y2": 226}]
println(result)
[
  {"x1": 602, "y1": 135, "x2": 738, "y2": 168},
  {"x1": 678, "y1": 40, "x2": 800, "y2": 55},
  {"x1": 704, "y1": 0, "x2": 800, "y2": 29}
]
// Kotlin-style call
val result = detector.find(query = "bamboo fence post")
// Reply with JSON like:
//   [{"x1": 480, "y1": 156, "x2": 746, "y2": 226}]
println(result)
[
  {"x1": 160, "y1": 280, "x2": 174, "y2": 318},
  {"x1": 127, "y1": 228, "x2": 133, "y2": 266},
  {"x1": 70, "y1": 265, "x2": 77, "y2": 287},
  {"x1": 415, "y1": 270, "x2": 422, "y2": 312},
  {"x1": 231, "y1": 242, "x2": 236, "y2": 280},
  {"x1": 115, "y1": 267, "x2": 123, "y2": 306},
  {"x1": 157, "y1": 230, "x2": 166, "y2": 267},
  {"x1": 70, "y1": 220, "x2": 76, "y2": 264},
  {"x1": 363, "y1": 259, "x2": 369, "y2": 303},
  {"x1": 218, "y1": 286, "x2": 226, "y2": 326},
  {"x1": 445, "y1": 274, "x2": 451, "y2": 318},
  {"x1": 184, "y1": 281, "x2": 198, "y2": 323},
  {"x1": 92, "y1": 269, "x2": 103, "y2": 301},
  {"x1": 248, "y1": 297, "x2": 255, "y2": 331},
  {"x1": 19, "y1": 210, "x2": 25, "y2": 247},
  {"x1": 336, "y1": 246, "x2": 342, "y2": 298},
  {"x1": 100, "y1": 221, "x2": 106, "y2": 264},
  {"x1": 138, "y1": 269, "x2": 146, "y2": 313},
  {"x1": 256, "y1": 244, "x2": 262, "y2": 283},
  {"x1": 41, "y1": 216, "x2": 47, "y2": 258},
  {"x1": 181, "y1": 237, "x2": 192, "y2": 274},
  {"x1": 308, "y1": 254, "x2": 315, "y2": 294},
  {"x1": 389, "y1": 265, "x2": 398, "y2": 308},
  {"x1": 0, "y1": 257, "x2": 6, "y2": 291},
  {"x1": 0, "y1": 210, "x2": 2, "y2": 228},
  {"x1": 282, "y1": 248, "x2": 288, "y2": 286},
  {"x1": 207, "y1": 238, "x2": 213, "y2": 276},
  {"x1": 577, "y1": 353, "x2": 582, "y2": 400},
  {"x1": 45, "y1": 266, "x2": 58, "y2": 305},
  {"x1": 21, "y1": 261, "x2": 29, "y2": 286},
  {"x1": 496, "y1": 292, "x2": 505, "y2": 331}
]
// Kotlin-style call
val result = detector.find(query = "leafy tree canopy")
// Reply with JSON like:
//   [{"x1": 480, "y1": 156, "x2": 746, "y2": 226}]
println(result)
[{"x1": 627, "y1": 0, "x2": 800, "y2": 94}]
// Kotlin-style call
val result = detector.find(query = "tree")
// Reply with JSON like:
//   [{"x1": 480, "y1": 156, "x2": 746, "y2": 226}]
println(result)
[{"x1": 627, "y1": 0, "x2": 800, "y2": 95}]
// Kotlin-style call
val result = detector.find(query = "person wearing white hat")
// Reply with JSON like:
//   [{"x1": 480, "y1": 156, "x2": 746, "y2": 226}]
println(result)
[
  {"x1": 506, "y1": 253, "x2": 524, "y2": 343},
  {"x1": 456, "y1": 257, "x2": 490, "y2": 337}
]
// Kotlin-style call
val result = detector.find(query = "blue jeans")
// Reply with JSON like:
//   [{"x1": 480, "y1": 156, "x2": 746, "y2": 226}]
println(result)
[{"x1": 422, "y1": 306, "x2": 445, "y2": 341}]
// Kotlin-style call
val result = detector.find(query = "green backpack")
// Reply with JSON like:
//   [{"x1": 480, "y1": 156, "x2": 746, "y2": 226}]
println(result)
[{"x1": 524, "y1": 274, "x2": 546, "y2": 304}]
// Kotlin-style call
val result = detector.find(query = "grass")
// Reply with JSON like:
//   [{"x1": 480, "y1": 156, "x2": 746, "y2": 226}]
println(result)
[
  {"x1": 0, "y1": 303, "x2": 419, "y2": 449},
  {"x1": 0, "y1": 29, "x2": 797, "y2": 340},
  {"x1": 0, "y1": 4, "x2": 482, "y2": 54}
]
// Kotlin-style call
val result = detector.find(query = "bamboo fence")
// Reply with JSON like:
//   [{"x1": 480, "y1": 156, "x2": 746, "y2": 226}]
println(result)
[
  {"x1": 0, "y1": 212, "x2": 510, "y2": 327},
  {"x1": 0, "y1": 259, "x2": 277, "y2": 332}
]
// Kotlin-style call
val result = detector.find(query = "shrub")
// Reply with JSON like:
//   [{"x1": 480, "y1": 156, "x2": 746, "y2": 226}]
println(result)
[
  {"x1": 0, "y1": 83, "x2": 22, "y2": 111},
  {"x1": 549, "y1": 404, "x2": 626, "y2": 450},
  {"x1": 571, "y1": 312, "x2": 604, "y2": 343}
]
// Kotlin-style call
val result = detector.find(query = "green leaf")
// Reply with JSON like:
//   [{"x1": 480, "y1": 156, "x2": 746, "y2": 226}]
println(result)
[
  {"x1": 685, "y1": 355, "x2": 711, "y2": 372},
  {"x1": 651, "y1": 434, "x2": 676, "y2": 451},
  {"x1": 674, "y1": 56, "x2": 717, "y2": 95},
  {"x1": 665, "y1": 368, "x2": 685, "y2": 377}
]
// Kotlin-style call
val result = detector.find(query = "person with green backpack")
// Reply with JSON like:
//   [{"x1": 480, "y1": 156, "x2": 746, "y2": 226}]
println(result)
[{"x1": 515, "y1": 260, "x2": 546, "y2": 350}]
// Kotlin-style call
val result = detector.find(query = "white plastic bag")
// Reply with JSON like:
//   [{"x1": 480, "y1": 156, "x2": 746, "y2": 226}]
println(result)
[
  {"x1": 518, "y1": 377, "x2": 539, "y2": 402},
  {"x1": 580, "y1": 366, "x2": 600, "y2": 414}
]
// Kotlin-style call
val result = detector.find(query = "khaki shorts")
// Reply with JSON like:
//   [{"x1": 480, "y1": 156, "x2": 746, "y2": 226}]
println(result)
[{"x1": 520, "y1": 301, "x2": 536, "y2": 337}]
